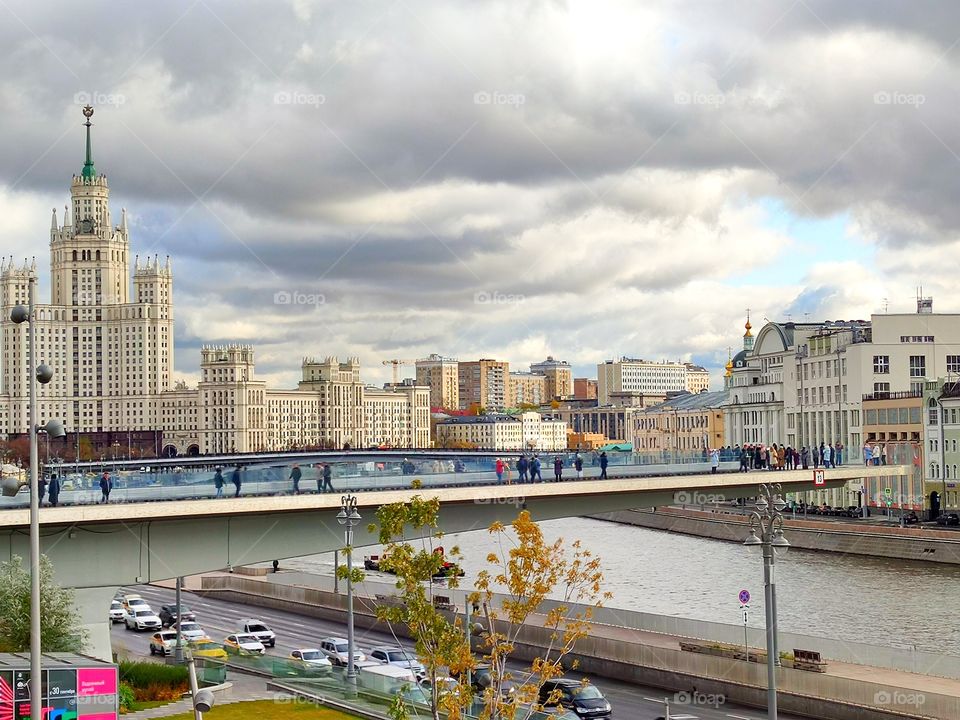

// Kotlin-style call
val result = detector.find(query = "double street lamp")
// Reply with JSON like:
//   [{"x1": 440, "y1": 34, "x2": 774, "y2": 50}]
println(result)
[
  {"x1": 4, "y1": 277, "x2": 66, "y2": 720},
  {"x1": 744, "y1": 483, "x2": 790, "y2": 720},
  {"x1": 337, "y1": 494, "x2": 362, "y2": 695}
]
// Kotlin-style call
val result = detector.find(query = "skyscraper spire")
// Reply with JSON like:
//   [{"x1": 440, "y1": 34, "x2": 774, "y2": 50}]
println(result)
[
  {"x1": 81, "y1": 105, "x2": 97, "y2": 180},
  {"x1": 51, "y1": 207, "x2": 58, "y2": 232},
  {"x1": 64, "y1": 203, "x2": 71, "y2": 227}
]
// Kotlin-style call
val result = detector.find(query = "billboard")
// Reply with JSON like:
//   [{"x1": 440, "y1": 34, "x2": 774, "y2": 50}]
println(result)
[{"x1": 0, "y1": 665, "x2": 118, "y2": 720}]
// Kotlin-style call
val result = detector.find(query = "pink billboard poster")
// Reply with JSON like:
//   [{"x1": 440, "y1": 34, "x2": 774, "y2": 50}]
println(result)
[{"x1": 75, "y1": 671, "x2": 116, "y2": 698}]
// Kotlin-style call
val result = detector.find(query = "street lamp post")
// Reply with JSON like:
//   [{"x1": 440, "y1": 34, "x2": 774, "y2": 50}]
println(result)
[
  {"x1": 744, "y1": 483, "x2": 790, "y2": 720},
  {"x1": 10, "y1": 277, "x2": 64, "y2": 720},
  {"x1": 337, "y1": 494, "x2": 361, "y2": 695}
]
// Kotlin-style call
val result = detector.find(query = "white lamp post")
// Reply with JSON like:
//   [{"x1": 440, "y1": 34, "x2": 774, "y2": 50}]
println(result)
[{"x1": 337, "y1": 494, "x2": 362, "y2": 695}]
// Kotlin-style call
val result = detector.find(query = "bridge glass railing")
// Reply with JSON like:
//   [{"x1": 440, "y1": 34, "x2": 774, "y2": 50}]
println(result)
[{"x1": 1, "y1": 449, "x2": 725, "y2": 509}]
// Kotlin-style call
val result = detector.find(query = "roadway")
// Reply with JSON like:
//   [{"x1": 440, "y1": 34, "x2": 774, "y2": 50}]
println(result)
[{"x1": 112, "y1": 584, "x2": 809, "y2": 720}]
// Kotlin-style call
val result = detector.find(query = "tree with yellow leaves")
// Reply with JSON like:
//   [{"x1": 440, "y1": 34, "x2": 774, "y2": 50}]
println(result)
[{"x1": 473, "y1": 510, "x2": 611, "y2": 720}]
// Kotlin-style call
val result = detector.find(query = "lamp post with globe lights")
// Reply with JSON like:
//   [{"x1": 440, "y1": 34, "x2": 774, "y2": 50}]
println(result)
[
  {"x1": 337, "y1": 494, "x2": 362, "y2": 695},
  {"x1": 6, "y1": 277, "x2": 66, "y2": 720},
  {"x1": 743, "y1": 483, "x2": 790, "y2": 720}
]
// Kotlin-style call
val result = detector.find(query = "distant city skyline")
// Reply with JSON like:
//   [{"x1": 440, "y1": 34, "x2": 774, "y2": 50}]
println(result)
[{"x1": 2, "y1": 3, "x2": 958, "y2": 391}]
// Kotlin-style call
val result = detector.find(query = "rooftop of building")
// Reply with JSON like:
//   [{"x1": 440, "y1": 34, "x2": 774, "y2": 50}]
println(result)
[{"x1": 645, "y1": 389, "x2": 730, "y2": 412}]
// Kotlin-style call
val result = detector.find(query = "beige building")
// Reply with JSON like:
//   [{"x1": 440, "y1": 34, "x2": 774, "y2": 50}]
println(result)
[
  {"x1": 597, "y1": 358, "x2": 710, "y2": 404},
  {"x1": 415, "y1": 354, "x2": 459, "y2": 410},
  {"x1": 633, "y1": 391, "x2": 726, "y2": 453},
  {"x1": 508, "y1": 371, "x2": 546, "y2": 407},
  {"x1": 436, "y1": 411, "x2": 566, "y2": 451},
  {"x1": 458, "y1": 359, "x2": 509, "y2": 411},
  {"x1": 530, "y1": 356, "x2": 573, "y2": 399},
  {"x1": 0, "y1": 110, "x2": 431, "y2": 455}
]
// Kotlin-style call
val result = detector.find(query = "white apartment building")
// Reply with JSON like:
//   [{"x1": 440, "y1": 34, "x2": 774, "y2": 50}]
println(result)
[
  {"x1": 436, "y1": 411, "x2": 567, "y2": 451},
  {"x1": 597, "y1": 358, "x2": 709, "y2": 404},
  {"x1": 0, "y1": 108, "x2": 430, "y2": 455}
]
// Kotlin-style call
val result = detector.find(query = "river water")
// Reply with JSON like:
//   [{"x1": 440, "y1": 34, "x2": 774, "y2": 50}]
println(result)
[{"x1": 283, "y1": 516, "x2": 960, "y2": 654}]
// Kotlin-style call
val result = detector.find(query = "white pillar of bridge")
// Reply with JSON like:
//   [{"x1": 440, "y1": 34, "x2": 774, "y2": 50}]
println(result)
[{"x1": 75, "y1": 586, "x2": 117, "y2": 661}]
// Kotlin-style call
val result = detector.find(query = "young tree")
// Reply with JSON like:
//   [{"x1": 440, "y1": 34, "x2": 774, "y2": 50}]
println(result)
[
  {"x1": 0, "y1": 555, "x2": 88, "y2": 653},
  {"x1": 474, "y1": 510, "x2": 611, "y2": 720},
  {"x1": 375, "y1": 495, "x2": 475, "y2": 720}
]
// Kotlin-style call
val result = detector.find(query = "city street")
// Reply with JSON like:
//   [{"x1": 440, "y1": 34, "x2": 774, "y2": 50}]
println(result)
[{"x1": 111, "y1": 584, "x2": 807, "y2": 720}]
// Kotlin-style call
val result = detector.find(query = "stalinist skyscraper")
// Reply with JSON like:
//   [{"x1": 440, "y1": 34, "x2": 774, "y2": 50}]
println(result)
[{"x1": 0, "y1": 105, "x2": 174, "y2": 441}]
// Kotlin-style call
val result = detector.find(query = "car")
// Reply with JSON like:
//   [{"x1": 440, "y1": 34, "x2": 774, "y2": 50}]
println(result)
[
  {"x1": 239, "y1": 619, "x2": 276, "y2": 648},
  {"x1": 149, "y1": 630, "x2": 179, "y2": 656},
  {"x1": 224, "y1": 633, "x2": 266, "y2": 655},
  {"x1": 902, "y1": 511, "x2": 920, "y2": 525},
  {"x1": 159, "y1": 604, "x2": 196, "y2": 627},
  {"x1": 188, "y1": 639, "x2": 228, "y2": 659},
  {"x1": 936, "y1": 512, "x2": 960, "y2": 527},
  {"x1": 453, "y1": 664, "x2": 515, "y2": 698},
  {"x1": 109, "y1": 600, "x2": 125, "y2": 624},
  {"x1": 368, "y1": 646, "x2": 426, "y2": 678},
  {"x1": 172, "y1": 621, "x2": 208, "y2": 642},
  {"x1": 124, "y1": 607, "x2": 162, "y2": 632},
  {"x1": 320, "y1": 637, "x2": 366, "y2": 666},
  {"x1": 290, "y1": 649, "x2": 333, "y2": 668},
  {"x1": 538, "y1": 678, "x2": 612, "y2": 719},
  {"x1": 123, "y1": 596, "x2": 152, "y2": 613},
  {"x1": 418, "y1": 676, "x2": 459, "y2": 698}
]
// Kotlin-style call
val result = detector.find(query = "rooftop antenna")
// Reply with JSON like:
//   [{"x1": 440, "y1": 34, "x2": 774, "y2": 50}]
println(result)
[{"x1": 882, "y1": 298, "x2": 889, "y2": 313}]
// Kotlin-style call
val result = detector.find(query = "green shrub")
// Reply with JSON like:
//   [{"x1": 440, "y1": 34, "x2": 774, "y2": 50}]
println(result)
[
  {"x1": 118, "y1": 683, "x2": 136, "y2": 712},
  {"x1": 118, "y1": 661, "x2": 189, "y2": 689}
]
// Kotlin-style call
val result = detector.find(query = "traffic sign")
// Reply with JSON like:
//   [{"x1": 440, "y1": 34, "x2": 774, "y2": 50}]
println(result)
[
  {"x1": 738, "y1": 589, "x2": 751, "y2": 604},
  {"x1": 813, "y1": 469, "x2": 825, "y2": 486},
  {"x1": 884, "y1": 487, "x2": 893, "y2": 497}
]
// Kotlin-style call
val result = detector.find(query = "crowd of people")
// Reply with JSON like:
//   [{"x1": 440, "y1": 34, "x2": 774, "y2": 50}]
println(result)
[
  {"x1": 492, "y1": 451, "x2": 610, "y2": 484},
  {"x1": 733, "y1": 441, "x2": 845, "y2": 472}
]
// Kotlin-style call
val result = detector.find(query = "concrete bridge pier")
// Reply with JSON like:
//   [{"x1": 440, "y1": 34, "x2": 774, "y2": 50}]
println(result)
[{"x1": 75, "y1": 587, "x2": 116, "y2": 661}]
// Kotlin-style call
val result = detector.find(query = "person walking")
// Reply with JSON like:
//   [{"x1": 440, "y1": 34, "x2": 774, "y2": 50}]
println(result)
[
  {"x1": 495, "y1": 458, "x2": 506, "y2": 484},
  {"x1": 213, "y1": 467, "x2": 225, "y2": 498},
  {"x1": 739, "y1": 444, "x2": 749, "y2": 473},
  {"x1": 863, "y1": 442, "x2": 872, "y2": 466},
  {"x1": 822, "y1": 442, "x2": 833, "y2": 469},
  {"x1": 48, "y1": 474, "x2": 60, "y2": 508},
  {"x1": 710, "y1": 448, "x2": 720, "y2": 474},
  {"x1": 574, "y1": 454, "x2": 584, "y2": 479},
  {"x1": 531, "y1": 455, "x2": 542, "y2": 482},
  {"x1": 553, "y1": 456, "x2": 563, "y2": 482},
  {"x1": 231, "y1": 464, "x2": 242, "y2": 498},
  {"x1": 777, "y1": 444, "x2": 786, "y2": 470},
  {"x1": 100, "y1": 471, "x2": 112, "y2": 504},
  {"x1": 321, "y1": 463, "x2": 334, "y2": 493},
  {"x1": 801, "y1": 446, "x2": 809, "y2": 469},
  {"x1": 38, "y1": 476, "x2": 47, "y2": 505},
  {"x1": 812, "y1": 445, "x2": 820, "y2": 469},
  {"x1": 834, "y1": 442, "x2": 843, "y2": 466},
  {"x1": 599, "y1": 451, "x2": 609, "y2": 479},
  {"x1": 290, "y1": 464, "x2": 302, "y2": 494},
  {"x1": 517, "y1": 455, "x2": 529, "y2": 483}
]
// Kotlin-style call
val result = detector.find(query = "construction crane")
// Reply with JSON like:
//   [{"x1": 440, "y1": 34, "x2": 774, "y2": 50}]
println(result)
[{"x1": 382, "y1": 359, "x2": 418, "y2": 385}]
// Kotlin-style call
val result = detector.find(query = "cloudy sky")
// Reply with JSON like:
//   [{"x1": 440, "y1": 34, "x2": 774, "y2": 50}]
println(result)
[{"x1": 2, "y1": 0, "x2": 959, "y2": 389}]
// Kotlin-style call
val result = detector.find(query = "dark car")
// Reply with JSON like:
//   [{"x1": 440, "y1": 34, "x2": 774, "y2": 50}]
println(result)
[
  {"x1": 936, "y1": 512, "x2": 960, "y2": 527},
  {"x1": 159, "y1": 604, "x2": 196, "y2": 627},
  {"x1": 902, "y1": 511, "x2": 920, "y2": 525},
  {"x1": 538, "y1": 679, "x2": 612, "y2": 719},
  {"x1": 451, "y1": 664, "x2": 515, "y2": 698}
]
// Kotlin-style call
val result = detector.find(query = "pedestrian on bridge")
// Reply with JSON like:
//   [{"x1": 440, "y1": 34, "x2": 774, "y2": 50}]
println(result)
[
  {"x1": 48, "y1": 474, "x2": 60, "y2": 507},
  {"x1": 710, "y1": 448, "x2": 720, "y2": 474},
  {"x1": 599, "y1": 451, "x2": 609, "y2": 479},
  {"x1": 320, "y1": 463, "x2": 334, "y2": 493},
  {"x1": 531, "y1": 455, "x2": 542, "y2": 482},
  {"x1": 517, "y1": 455, "x2": 529, "y2": 483},
  {"x1": 38, "y1": 476, "x2": 47, "y2": 505},
  {"x1": 213, "y1": 467, "x2": 224, "y2": 498},
  {"x1": 495, "y1": 458, "x2": 506, "y2": 484},
  {"x1": 801, "y1": 446, "x2": 809, "y2": 469},
  {"x1": 290, "y1": 464, "x2": 302, "y2": 494},
  {"x1": 100, "y1": 471, "x2": 112, "y2": 503},
  {"x1": 553, "y1": 456, "x2": 563, "y2": 482},
  {"x1": 574, "y1": 454, "x2": 584, "y2": 479},
  {"x1": 231, "y1": 465, "x2": 242, "y2": 498}
]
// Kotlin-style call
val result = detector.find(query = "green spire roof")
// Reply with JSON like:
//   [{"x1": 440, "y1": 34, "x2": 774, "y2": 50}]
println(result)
[{"x1": 81, "y1": 105, "x2": 96, "y2": 180}]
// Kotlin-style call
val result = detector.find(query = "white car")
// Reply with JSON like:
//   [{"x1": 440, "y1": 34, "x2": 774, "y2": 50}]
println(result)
[
  {"x1": 369, "y1": 646, "x2": 426, "y2": 677},
  {"x1": 225, "y1": 633, "x2": 266, "y2": 655},
  {"x1": 109, "y1": 600, "x2": 125, "y2": 624},
  {"x1": 173, "y1": 621, "x2": 207, "y2": 642},
  {"x1": 125, "y1": 607, "x2": 162, "y2": 632},
  {"x1": 290, "y1": 648, "x2": 332, "y2": 668},
  {"x1": 239, "y1": 619, "x2": 276, "y2": 648},
  {"x1": 123, "y1": 596, "x2": 152, "y2": 613},
  {"x1": 320, "y1": 637, "x2": 366, "y2": 666},
  {"x1": 149, "y1": 630, "x2": 179, "y2": 656}
]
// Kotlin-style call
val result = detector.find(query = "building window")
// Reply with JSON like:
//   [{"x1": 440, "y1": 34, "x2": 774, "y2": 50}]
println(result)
[
  {"x1": 929, "y1": 397, "x2": 939, "y2": 426},
  {"x1": 874, "y1": 382, "x2": 890, "y2": 398},
  {"x1": 909, "y1": 356, "x2": 926, "y2": 378},
  {"x1": 873, "y1": 355, "x2": 889, "y2": 374}
]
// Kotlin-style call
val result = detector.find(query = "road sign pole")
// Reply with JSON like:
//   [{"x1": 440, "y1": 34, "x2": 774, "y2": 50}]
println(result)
[{"x1": 742, "y1": 605, "x2": 749, "y2": 661}]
